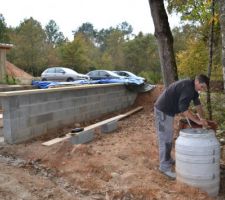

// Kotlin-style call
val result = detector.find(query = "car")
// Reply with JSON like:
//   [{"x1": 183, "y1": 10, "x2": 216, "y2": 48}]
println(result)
[
  {"x1": 86, "y1": 70, "x2": 124, "y2": 80},
  {"x1": 41, "y1": 67, "x2": 89, "y2": 82},
  {"x1": 113, "y1": 70, "x2": 145, "y2": 81}
]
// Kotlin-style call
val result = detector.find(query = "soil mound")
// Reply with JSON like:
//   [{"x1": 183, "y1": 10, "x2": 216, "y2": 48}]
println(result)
[{"x1": 6, "y1": 61, "x2": 33, "y2": 78}]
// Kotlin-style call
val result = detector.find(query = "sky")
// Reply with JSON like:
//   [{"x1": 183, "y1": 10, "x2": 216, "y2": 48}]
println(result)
[{"x1": 1, "y1": 0, "x2": 180, "y2": 41}]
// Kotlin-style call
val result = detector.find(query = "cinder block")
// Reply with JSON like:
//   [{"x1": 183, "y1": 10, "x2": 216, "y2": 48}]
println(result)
[
  {"x1": 101, "y1": 121, "x2": 118, "y2": 133},
  {"x1": 0, "y1": 114, "x2": 3, "y2": 127},
  {"x1": 0, "y1": 128, "x2": 3, "y2": 136},
  {"x1": 70, "y1": 130, "x2": 94, "y2": 144}
]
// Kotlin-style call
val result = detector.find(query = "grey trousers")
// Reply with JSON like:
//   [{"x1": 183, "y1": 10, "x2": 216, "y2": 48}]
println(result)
[{"x1": 154, "y1": 107, "x2": 174, "y2": 172}]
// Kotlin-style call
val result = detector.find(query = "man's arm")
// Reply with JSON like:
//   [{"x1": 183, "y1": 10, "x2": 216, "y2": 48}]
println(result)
[
  {"x1": 182, "y1": 106, "x2": 208, "y2": 127},
  {"x1": 195, "y1": 104, "x2": 204, "y2": 119},
  {"x1": 195, "y1": 104, "x2": 208, "y2": 127},
  {"x1": 182, "y1": 110, "x2": 201, "y2": 125}
]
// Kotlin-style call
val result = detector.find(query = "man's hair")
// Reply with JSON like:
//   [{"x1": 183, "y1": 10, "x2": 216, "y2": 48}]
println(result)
[{"x1": 195, "y1": 74, "x2": 210, "y2": 87}]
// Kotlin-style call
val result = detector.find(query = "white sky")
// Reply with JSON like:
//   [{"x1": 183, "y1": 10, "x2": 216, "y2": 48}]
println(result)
[{"x1": 1, "y1": 0, "x2": 180, "y2": 41}]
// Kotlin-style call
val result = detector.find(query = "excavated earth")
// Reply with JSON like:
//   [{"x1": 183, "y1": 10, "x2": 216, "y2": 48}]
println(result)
[{"x1": 0, "y1": 85, "x2": 224, "y2": 200}]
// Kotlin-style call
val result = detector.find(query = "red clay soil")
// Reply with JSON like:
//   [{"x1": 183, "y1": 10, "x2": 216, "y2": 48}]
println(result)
[
  {"x1": 0, "y1": 86, "x2": 224, "y2": 199},
  {"x1": 6, "y1": 61, "x2": 33, "y2": 78}
]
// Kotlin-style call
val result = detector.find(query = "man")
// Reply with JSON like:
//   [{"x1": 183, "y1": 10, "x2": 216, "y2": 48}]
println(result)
[{"x1": 154, "y1": 74, "x2": 209, "y2": 179}]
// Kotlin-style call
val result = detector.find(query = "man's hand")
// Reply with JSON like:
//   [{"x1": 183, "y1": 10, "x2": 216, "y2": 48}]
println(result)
[
  {"x1": 195, "y1": 105, "x2": 208, "y2": 128},
  {"x1": 196, "y1": 114, "x2": 208, "y2": 128},
  {"x1": 182, "y1": 110, "x2": 208, "y2": 128},
  {"x1": 197, "y1": 118, "x2": 208, "y2": 128}
]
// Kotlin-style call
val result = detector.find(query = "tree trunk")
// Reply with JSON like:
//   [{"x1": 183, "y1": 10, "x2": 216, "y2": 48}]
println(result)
[
  {"x1": 219, "y1": 0, "x2": 225, "y2": 90},
  {"x1": 148, "y1": 0, "x2": 178, "y2": 87},
  {"x1": 207, "y1": 0, "x2": 215, "y2": 120}
]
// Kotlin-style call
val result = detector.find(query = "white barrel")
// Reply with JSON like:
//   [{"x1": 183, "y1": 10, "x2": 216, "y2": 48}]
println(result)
[{"x1": 175, "y1": 128, "x2": 220, "y2": 197}]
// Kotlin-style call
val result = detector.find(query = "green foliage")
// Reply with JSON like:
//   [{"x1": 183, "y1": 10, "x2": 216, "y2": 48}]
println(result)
[
  {"x1": 8, "y1": 17, "x2": 47, "y2": 76},
  {"x1": 116, "y1": 21, "x2": 133, "y2": 40},
  {"x1": 74, "y1": 22, "x2": 97, "y2": 41},
  {"x1": 60, "y1": 33, "x2": 96, "y2": 72},
  {"x1": 45, "y1": 20, "x2": 66, "y2": 46},
  {"x1": 0, "y1": 14, "x2": 10, "y2": 43},
  {"x1": 177, "y1": 38, "x2": 208, "y2": 78},
  {"x1": 4, "y1": 75, "x2": 17, "y2": 85},
  {"x1": 104, "y1": 30, "x2": 125, "y2": 69},
  {"x1": 99, "y1": 52, "x2": 113, "y2": 70},
  {"x1": 167, "y1": 0, "x2": 213, "y2": 25},
  {"x1": 200, "y1": 92, "x2": 225, "y2": 130},
  {"x1": 176, "y1": 36, "x2": 222, "y2": 79},
  {"x1": 123, "y1": 33, "x2": 160, "y2": 75},
  {"x1": 139, "y1": 71, "x2": 161, "y2": 84},
  {"x1": 172, "y1": 25, "x2": 197, "y2": 53}
]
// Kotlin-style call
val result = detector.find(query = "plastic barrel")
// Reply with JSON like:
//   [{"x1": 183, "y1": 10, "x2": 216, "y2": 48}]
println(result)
[{"x1": 175, "y1": 128, "x2": 220, "y2": 197}]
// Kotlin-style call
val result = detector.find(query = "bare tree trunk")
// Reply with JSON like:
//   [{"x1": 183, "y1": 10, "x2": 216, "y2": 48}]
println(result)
[
  {"x1": 207, "y1": 0, "x2": 215, "y2": 120},
  {"x1": 219, "y1": 0, "x2": 225, "y2": 90},
  {"x1": 148, "y1": 0, "x2": 178, "y2": 87}
]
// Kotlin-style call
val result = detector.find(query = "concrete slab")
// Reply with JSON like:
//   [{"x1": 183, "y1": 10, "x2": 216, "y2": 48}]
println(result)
[
  {"x1": 70, "y1": 130, "x2": 94, "y2": 144},
  {"x1": 101, "y1": 120, "x2": 118, "y2": 133}
]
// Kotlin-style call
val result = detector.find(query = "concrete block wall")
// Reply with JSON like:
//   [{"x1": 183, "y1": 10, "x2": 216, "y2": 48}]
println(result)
[{"x1": 0, "y1": 83, "x2": 137, "y2": 144}]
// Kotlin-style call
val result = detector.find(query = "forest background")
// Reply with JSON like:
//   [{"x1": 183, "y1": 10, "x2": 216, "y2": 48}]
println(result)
[{"x1": 0, "y1": 1, "x2": 223, "y2": 84}]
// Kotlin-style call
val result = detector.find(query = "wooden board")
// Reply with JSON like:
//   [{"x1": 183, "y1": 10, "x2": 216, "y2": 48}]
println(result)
[
  {"x1": 42, "y1": 106, "x2": 143, "y2": 146},
  {"x1": 42, "y1": 134, "x2": 71, "y2": 146}
]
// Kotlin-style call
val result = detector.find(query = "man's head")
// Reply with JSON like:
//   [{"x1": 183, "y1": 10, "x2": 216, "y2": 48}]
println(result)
[{"x1": 194, "y1": 74, "x2": 209, "y2": 92}]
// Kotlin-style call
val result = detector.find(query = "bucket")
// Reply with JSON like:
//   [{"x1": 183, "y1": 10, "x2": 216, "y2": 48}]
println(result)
[{"x1": 175, "y1": 128, "x2": 220, "y2": 197}]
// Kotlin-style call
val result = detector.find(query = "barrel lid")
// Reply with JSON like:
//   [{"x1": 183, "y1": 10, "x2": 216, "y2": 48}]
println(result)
[{"x1": 179, "y1": 128, "x2": 215, "y2": 137}]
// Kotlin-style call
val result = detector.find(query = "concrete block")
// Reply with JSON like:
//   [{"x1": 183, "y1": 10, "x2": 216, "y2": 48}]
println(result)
[
  {"x1": 0, "y1": 127, "x2": 3, "y2": 136},
  {"x1": 101, "y1": 120, "x2": 118, "y2": 133},
  {"x1": 70, "y1": 130, "x2": 94, "y2": 144},
  {"x1": 0, "y1": 84, "x2": 137, "y2": 144},
  {"x1": 0, "y1": 113, "x2": 2, "y2": 127},
  {"x1": 29, "y1": 113, "x2": 53, "y2": 125}
]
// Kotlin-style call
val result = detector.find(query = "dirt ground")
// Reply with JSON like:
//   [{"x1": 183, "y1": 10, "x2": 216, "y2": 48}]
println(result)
[{"x1": 0, "y1": 86, "x2": 224, "y2": 200}]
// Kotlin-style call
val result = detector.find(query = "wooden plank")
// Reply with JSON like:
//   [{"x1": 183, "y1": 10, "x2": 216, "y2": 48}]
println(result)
[
  {"x1": 42, "y1": 134, "x2": 71, "y2": 146},
  {"x1": 42, "y1": 106, "x2": 143, "y2": 146},
  {"x1": 83, "y1": 115, "x2": 124, "y2": 131},
  {"x1": 82, "y1": 106, "x2": 143, "y2": 131}
]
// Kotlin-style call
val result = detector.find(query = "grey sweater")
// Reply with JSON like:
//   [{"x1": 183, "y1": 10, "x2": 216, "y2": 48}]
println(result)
[{"x1": 155, "y1": 79, "x2": 200, "y2": 116}]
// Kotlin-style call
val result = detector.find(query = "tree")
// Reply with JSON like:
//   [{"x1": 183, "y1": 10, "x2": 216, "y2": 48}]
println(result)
[
  {"x1": 167, "y1": 0, "x2": 212, "y2": 26},
  {"x1": 219, "y1": 0, "x2": 225, "y2": 90},
  {"x1": 148, "y1": 0, "x2": 178, "y2": 87},
  {"x1": 116, "y1": 21, "x2": 133, "y2": 40},
  {"x1": 45, "y1": 20, "x2": 66, "y2": 47},
  {"x1": 172, "y1": 25, "x2": 196, "y2": 54},
  {"x1": 177, "y1": 38, "x2": 208, "y2": 78},
  {"x1": 74, "y1": 23, "x2": 96, "y2": 37},
  {"x1": 0, "y1": 14, "x2": 9, "y2": 43},
  {"x1": 167, "y1": 0, "x2": 222, "y2": 81},
  {"x1": 103, "y1": 29, "x2": 125, "y2": 69},
  {"x1": 206, "y1": 0, "x2": 216, "y2": 119},
  {"x1": 167, "y1": 0, "x2": 223, "y2": 120},
  {"x1": 124, "y1": 33, "x2": 160, "y2": 73},
  {"x1": 60, "y1": 33, "x2": 96, "y2": 72},
  {"x1": 8, "y1": 17, "x2": 47, "y2": 75}
]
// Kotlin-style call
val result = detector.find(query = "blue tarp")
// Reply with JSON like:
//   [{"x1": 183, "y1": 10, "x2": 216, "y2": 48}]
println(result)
[{"x1": 32, "y1": 78, "x2": 155, "y2": 92}]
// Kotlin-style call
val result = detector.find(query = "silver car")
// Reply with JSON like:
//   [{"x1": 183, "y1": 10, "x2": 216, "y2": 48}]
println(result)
[
  {"x1": 41, "y1": 67, "x2": 89, "y2": 82},
  {"x1": 113, "y1": 71, "x2": 145, "y2": 81},
  {"x1": 87, "y1": 70, "x2": 124, "y2": 80}
]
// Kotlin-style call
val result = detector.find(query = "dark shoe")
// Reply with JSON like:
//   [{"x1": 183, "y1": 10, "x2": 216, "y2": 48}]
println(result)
[{"x1": 159, "y1": 169, "x2": 176, "y2": 179}]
